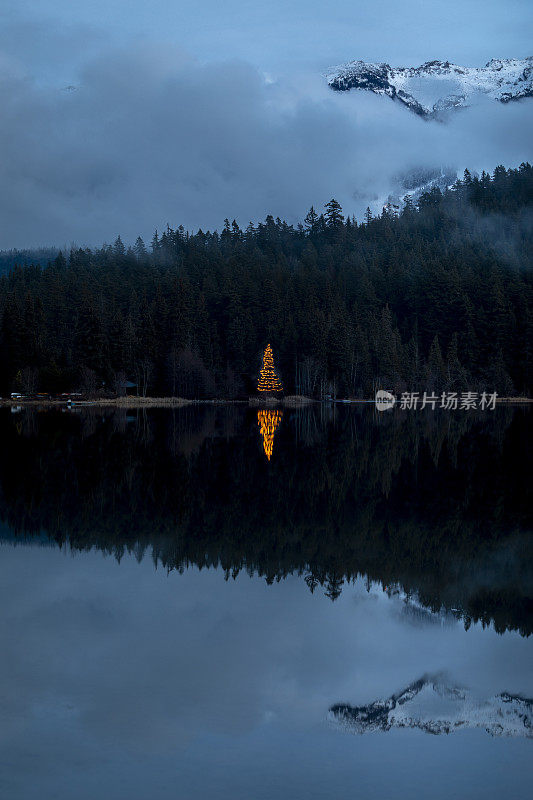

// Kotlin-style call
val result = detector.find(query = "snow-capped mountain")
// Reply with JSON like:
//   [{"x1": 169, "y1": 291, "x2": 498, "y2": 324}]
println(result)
[
  {"x1": 325, "y1": 58, "x2": 533, "y2": 118},
  {"x1": 329, "y1": 675, "x2": 533, "y2": 737}
]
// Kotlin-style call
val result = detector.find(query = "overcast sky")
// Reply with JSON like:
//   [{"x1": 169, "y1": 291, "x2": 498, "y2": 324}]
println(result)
[{"x1": 0, "y1": 0, "x2": 531, "y2": 248}]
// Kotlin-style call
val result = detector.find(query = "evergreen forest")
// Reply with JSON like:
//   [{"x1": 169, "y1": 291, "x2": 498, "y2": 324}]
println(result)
[{"x1": 1, "y1": 163, "x2": 532, "y2": 398}]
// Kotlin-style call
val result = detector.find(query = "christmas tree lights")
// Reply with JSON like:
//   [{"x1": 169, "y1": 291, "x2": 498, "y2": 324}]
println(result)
[{"x1": 257, "y1": 344, "x2": 283, "y2": 393}]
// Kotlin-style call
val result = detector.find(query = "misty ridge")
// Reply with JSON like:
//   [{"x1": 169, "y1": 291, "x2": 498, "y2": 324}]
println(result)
[{"x1": 0, "y1": 163, "x2": 531, "y2": 400}]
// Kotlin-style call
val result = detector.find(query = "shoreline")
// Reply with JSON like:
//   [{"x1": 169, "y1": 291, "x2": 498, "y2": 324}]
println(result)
[
  {"x1": 0, "y1": 395, "x2": 531, "y2": 410},
  {"x1": 0, "y1": 395, "x2": 317, "y2": 409}
]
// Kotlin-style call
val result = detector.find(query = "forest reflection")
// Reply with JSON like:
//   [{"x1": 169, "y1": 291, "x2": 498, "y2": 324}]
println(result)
[
  {"x1": 257, "y1": 408, "x2": 283, "y2": 460},
  {"x1": 0, "y1": 405, "x2": 531, "y2": 635}
]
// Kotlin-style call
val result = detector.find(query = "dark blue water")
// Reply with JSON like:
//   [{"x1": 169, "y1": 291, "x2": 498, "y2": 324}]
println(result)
[{"x1": 0, "y1": 405, "x2": 531, "y2": 799}]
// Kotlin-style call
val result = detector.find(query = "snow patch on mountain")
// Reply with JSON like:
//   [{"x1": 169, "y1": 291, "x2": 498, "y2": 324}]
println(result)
[
  {"x1": 325, "y1": 58, "x2": 533, "y2": 118},
  {"x1": 384, "y1": 166, "x2": 458, "y2": 211},
  {"x1": 329, "y1": 675, "x2": 533, "y2": 737}
]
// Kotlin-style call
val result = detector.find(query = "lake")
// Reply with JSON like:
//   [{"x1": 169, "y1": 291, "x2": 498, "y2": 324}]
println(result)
[{"x1": 0, "y1": 404, "x2": 531, "y2": 799}]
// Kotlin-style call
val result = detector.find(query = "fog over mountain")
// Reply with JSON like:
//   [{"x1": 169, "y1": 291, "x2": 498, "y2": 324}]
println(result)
[{"x1": 1, "y1": 1, "x2": 532, "y2": 248}]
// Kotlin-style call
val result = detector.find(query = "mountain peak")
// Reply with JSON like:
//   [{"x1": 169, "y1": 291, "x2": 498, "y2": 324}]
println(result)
[{"x1": 325, "y1": 57, "x2": 533, "y2": 118}]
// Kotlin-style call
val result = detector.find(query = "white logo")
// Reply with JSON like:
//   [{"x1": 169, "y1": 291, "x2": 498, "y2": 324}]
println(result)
[{"x1": 375, "y1": 390, "x2": 396, "y2": 411}]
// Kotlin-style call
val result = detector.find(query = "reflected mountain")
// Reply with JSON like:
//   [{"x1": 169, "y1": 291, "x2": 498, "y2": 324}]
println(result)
[
  {"x1": 0, "y1": 405, "x2": 531, "y2": 634},
  {"x1": 330, "y1": 675, "x2": 533, "y2": 737}
]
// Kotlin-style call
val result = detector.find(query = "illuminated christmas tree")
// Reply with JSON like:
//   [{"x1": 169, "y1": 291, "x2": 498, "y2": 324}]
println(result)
[
  {"x1": 257, "y1": 409, "x2": 283, "y2": 460},
  {"x1": 257, "y1": 344, "x2": 283, "y2": 393}
]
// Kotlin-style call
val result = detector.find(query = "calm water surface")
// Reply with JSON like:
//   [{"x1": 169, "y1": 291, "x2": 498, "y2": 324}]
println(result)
[{"x1": 0, "y1": 405, "x2": 531, "y2": 799}]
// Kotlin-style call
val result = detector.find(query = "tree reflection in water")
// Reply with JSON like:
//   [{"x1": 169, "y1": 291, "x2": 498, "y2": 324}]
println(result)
[
  {"x1": 0, "y1": 405, "x2": 531, "y2": 635},
  {"x1": 257, "y1": 409, "x2": 283, "y2": 460}
]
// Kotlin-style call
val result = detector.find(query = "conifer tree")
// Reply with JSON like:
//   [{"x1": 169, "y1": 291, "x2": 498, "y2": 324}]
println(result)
[
  {"x1": 304, "y1": 206, "x2": 319, "y2": 233},
  {"x1": 134, "y1": 236, "x2": 147, "y2": 259},
  {"x1": 324, "y1": 199, "x2": 344, "y2": 227},
  {"x1": 113, "y1": 236, "x2": 125, "y2": 257},
  {"x1": 257, "y1": 344, "x2": 283, "y2": 393}
]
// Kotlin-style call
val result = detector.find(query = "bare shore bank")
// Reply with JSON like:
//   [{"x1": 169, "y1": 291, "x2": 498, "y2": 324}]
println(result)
[
  {"x1": 0, "y1": 395, "x2": 531, "y2": 410},
  {"x1": 0, "y1": 394, "x2": 317, "y2": 409}
]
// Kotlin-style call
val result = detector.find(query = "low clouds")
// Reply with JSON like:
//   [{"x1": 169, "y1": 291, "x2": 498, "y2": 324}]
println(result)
[{"x1": 0, "y1": 43, "x2": 532, "y2": 248}]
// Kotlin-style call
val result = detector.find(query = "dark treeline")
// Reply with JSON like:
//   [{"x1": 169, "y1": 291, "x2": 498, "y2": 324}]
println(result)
[
  {"x1": 1, "y1": 406, "x2": 531, "y2": 635},
  {"x1": 0, "y1": 246, "x2": 59, "y2": 276},
  {"x1": 1, "y1": 163, "x2": 532, "y2": 397}
]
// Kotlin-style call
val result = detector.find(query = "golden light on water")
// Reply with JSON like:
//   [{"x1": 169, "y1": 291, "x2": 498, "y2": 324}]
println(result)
[{"x1": 257, "y1": 409, "x2": 283, "y2": 460}]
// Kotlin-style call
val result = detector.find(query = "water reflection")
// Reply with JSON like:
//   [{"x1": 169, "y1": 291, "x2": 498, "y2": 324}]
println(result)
[
  {"x1": 330, "y1": 675, "x2": 533, "y2": 737},
  {"x1": 0, "y1": 406, "x2": 532, "y2": 799},
  {"x1": 257, "y1": 408, "x2": 283, "y2": 460},
  {"x1": 0, "y1": 405, "x2": 531, "y2": 634},
  {"x1": 1, "y1": 549, "x2": 531, "y2": 800}
]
